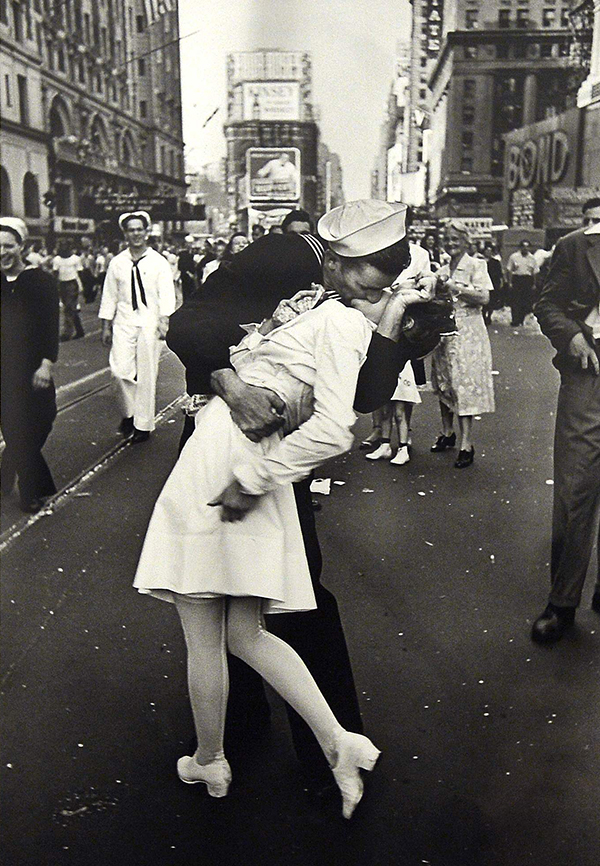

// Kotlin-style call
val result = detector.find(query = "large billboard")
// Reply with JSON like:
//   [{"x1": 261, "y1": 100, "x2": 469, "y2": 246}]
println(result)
[
  {"x1": 230, "y1": 51, "x2": 305, "y2": 83},
  {"x1": 242, "y1": 82, "x2": 301, "y2": 121},
  {"x1": 247, "y1": 147, "x2": 301, "y2": 202}
]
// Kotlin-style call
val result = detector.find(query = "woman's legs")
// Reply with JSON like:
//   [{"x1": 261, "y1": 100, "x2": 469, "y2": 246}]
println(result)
[
  {"x1": 440, "y1": 401, "x2": 454, "y2": 437},
  {"x1": 363, "y1": 409, "x2": 382, "y2": 444},
  {"x1": 174, "y1": 596, "x2": 229, "y2": 765},
  {"x1": 226, "y1": 597, "x2": 342, "y2": 758},
  {"x1": 393, "y1": 402, "x2": 410, "y2": 445},
  {"x1": 366, "y1": 404, "x2": 393, "y2": 460},
  {"x1": 458, "y1": 415, "x2": 473, "y2": 451}
]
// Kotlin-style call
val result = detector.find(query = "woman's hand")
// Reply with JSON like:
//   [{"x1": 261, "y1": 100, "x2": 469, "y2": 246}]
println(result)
[
  {"x1": 208, "y1": 480, "x2": 260, "y2": 522},
  {"x1": 32, "y1": 358, "x2": 53, "y2": 390}
]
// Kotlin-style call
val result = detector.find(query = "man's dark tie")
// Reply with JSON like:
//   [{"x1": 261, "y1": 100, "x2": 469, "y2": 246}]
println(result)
[{"x1": 131, "y1": 259, "x2": 148, "y2": 311}]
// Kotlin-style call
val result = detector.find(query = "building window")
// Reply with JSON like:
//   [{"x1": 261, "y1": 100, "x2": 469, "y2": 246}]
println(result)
[
  {"x1": 17, "y1": 74, "x2": 29, "y2": 125},
  {"x1": 140, "y1": 99, "x2": 147, "y2": 119},
  {"x1": 161, "y1": 145, "x2": 166, "y2": 174},
  {"x1": 136, "y1": 13, "x2": 144, "y2": 32},
  {"x1": 0, "y1": 0, "x2": 7, "y2": 24},
  {"x1": 496, "y1": 43, "x2": 509, "y2": 59},
  {"x1": 542, "y1": 8, "x2": 556, "y2": 27},
  {"x1": 96, "y1": 74, "x2": 103, "y2": 94},
  {"x1": 516, "y1": 9, "x2": 529, "y2": 28},
  {"x1": 84, "y1": 13, "x2": 90, "y2": 43},
  {"x1": 78, "y1": 59, "x2": 85, "y2": 83},
  {"x1": 463, "y1": 78, "x2": 476, "y2": 99},
  {"x1": 57, "y1": 46, "x2": 65, "y2": 72},
  {"x1": 465, "y1": 46, "x2": 478, "y2": 59},
  {"x1": 419, "y1": 87, "x2": 427, "y2": 99},
  {"x1": 465, "y1": 9, "x2": 479, "y2": 29},
  {"x1": 0, "y1": 166, "x2": 12, "y2": 214},
  {"x1": 170, "y1": 151, "x2": 175, "y2": 177},
  {"x1": 4, "y1": 74, "x2": 11, "y2": 106},
  {"x1": 462, "y1": 105, "x2": 475, "y2": 124},
  {"x1": 462, "y1": 130, "x2": 474, "y2": 147},
  {"x1": 514, "y1": 41, "x2": 527, "y2": 58},
  {"x1": 540, "y1": 42, "x2": 554, "y2": 58},
  {"x1": 12, "y1": 1, "x2": 22, "y2": 41},
  {"x1": 560, "y1": 8, "x2": 570, "y2": 27},
  {"x1": 461, "y1": 156, "x2": 473, "y2": 173},
  {"x1": 498, "y1": 9, "x2": 510, "y2": 27},
  {"x1": 138, "y1": 58, "x2": 145, "y2": 76},
  {"x1": 23, "y1": 172, "x2": 40, "y2": 218},
  {"x1": 54, "y1": 182, "x2": 71, "y2": 217}
]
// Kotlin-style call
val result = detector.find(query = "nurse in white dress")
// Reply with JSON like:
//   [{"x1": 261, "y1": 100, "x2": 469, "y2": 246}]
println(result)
[{"x1": 133, "y1": 201, "x2": 421, "y2": 819}]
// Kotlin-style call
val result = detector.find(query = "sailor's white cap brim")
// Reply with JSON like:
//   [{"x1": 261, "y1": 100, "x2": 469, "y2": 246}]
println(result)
[{"x1": 318, "y1": 200, "x2": 407, "y2": 257}]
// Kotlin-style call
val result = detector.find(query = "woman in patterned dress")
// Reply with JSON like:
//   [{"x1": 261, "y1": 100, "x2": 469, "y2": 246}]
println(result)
[{"x1": 430, "y1": 221, "x2": 495, "y2": 468}]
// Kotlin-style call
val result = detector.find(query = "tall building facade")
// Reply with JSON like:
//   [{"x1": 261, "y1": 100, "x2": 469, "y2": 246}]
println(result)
[
  {"x1": 428, "y1": 0, "x2": 585, "y2": 222},
  {"x1": 0, "y1": 0, "x2": 186, "y2": 242},
  {"x1": 224, "y1": 50, "x2": 340, "y2": 232}
]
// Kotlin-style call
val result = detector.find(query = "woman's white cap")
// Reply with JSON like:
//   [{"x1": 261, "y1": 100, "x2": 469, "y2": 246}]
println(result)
[
  {"x1": 0, "y1": 217, "x2": 28, "y2": 243},
  {"x1": 118, "y1": 211, "x2": 151, "y2": 231},
  {"x1": 318, "y1": 200, "x2": 407, "y2": 257}
]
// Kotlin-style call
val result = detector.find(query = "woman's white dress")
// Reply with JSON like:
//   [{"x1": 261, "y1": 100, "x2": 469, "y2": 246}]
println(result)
[
  {"x1": 430, "y1": 254, "x2": 495, "y2": 416},
  {"x1": 391, "y1": 361, "x2": 421, "y2": 404},
  {"x1": 133, "y1": 300, "x2": 375, "y2": 614}
]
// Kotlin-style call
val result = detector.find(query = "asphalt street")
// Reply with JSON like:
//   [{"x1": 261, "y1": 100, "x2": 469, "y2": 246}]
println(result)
[{"x1": 1, "y1": 314, "x2": 599, "y2": 866}]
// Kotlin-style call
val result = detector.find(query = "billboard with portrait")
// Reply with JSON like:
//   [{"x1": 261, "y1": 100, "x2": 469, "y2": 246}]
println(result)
[{"x1": 247, "y1": 147, "x2": 301, "y2": 202}]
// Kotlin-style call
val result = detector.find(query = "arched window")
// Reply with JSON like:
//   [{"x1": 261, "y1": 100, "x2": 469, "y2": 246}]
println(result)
[
  {"x1": 23, "y1": 171, "x2": 40, "y2": 217},
  {"x1": 121, "y1": 132, "x2": 135, "y2": 165},
  {"x1": 49, "y1": 95, "x2": 70, "y2": 138},
  {"x1": 0, "y1": 166, "x2": 12, "y2": 215},
  {"x1": 89, "y1": 114, "x2": 108, "y2": 153}
]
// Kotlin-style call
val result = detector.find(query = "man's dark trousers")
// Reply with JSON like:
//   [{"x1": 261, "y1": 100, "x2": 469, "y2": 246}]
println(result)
[
  {"x1": 179, "y1": 415, "x2": 363, "y2": 777},
  {"x1": 510, "y1": 275, "x2": 534, "y2": 326},
  {"x1": 549, "y1": 351, "x2": 600, "y2": 608}
]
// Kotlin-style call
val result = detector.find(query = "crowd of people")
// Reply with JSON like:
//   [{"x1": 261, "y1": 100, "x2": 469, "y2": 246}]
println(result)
[{"x1": 1, "y1": 195, "x2": 599, "y2": 823}]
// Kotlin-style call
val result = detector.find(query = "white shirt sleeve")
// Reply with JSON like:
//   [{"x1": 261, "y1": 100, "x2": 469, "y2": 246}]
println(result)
[
  {"x1": 232, "y1": 305, "x2": 372, "y2": 495},
  {"x1": 155, "y1": 253, "x2": 176, "y2": 317},
  {"x1": 98, "y1": 257, "x2": 119, "y2": 320}
]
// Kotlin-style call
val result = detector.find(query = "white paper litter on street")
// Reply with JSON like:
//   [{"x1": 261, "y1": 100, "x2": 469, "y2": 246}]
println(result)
[{"x1": 310, "y1": 478, "x2": 331, "y2": 495}]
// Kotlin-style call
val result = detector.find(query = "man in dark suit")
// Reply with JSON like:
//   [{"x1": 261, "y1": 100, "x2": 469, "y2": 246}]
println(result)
[{"x1": 532, "y1": 221, "x2": 600, "y2": 643}]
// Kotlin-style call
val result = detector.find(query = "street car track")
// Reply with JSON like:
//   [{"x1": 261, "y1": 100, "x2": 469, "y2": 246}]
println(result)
[{"x1": 0, "y1": 394, "x2": 185, "y2": 554}]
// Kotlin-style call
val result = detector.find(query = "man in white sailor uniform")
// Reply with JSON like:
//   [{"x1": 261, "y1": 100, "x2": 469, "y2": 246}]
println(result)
[{"x1": 99, "y1": 211, "x2": 176, "y2": 443}]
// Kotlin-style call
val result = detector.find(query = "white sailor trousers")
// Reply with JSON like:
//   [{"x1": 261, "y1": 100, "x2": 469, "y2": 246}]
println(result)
[{"x1": 109, "y1": 319, "x2": 162, "y2": 431}]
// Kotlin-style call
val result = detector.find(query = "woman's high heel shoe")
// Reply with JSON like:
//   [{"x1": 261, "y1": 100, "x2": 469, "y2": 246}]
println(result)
[
  {"x1": 177, "y1": 755, "x2": 232, "y2": 798},
  {"x1": 454, "y1": 446, "x2": 475, "y2": 468},
  {"x1": 430, "y1": 432, "x2": 456, "y2": 452},
  {"x1": 329, "y1": 731, "x2": 381, "y2": 819}
]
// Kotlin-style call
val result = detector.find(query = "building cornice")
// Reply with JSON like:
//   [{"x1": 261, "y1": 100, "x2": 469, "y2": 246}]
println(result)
[
  {"x1": 0, "y1": 116, "x2": 49, "y2": 144},
  {"x1": 0, "y1": 34, "x2": 43, "y2": 67},
  {"x1": 429, "y1": 28, "x2": 572, "y2": 90}
]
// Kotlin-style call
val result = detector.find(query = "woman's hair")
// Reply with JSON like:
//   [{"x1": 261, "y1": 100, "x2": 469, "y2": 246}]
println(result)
[
  {"x1": 338, "y1": 236, "x2": 411, "y2": 278},
  {"x1": 57, "y1": 239, "x2": 72, "y2": 257},
  {"x1": 444, "y1": 220, "x2": 470, "y2": 240}
]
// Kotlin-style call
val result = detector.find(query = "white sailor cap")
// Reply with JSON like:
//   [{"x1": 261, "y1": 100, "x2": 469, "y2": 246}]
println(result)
[
  {"x1": 0, "y1": 217, "x2": 28, "y2": 243},
  {"x1": 318, "y1": 200, "x2": 407, "y2": 257},
  {"x1": 118, "y1": 211, "x2": 151, "y2": 231}
]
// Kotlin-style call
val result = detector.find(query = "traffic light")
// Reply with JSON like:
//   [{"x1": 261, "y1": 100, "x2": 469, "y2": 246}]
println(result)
[{"x1": 42, "y1": 190, "x2": 55, "y2": 209}]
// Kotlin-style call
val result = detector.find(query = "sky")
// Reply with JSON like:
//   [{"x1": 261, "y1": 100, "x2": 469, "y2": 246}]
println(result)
[{"x1": 178, "y1": 0, "x2": 412, "y2": 200}]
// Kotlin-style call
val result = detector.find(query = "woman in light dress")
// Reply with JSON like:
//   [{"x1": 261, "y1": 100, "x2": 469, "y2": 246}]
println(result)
[
  {"x1": 430, "y1": 221, "x2": 495, "y2": 468},
  {"x1": 133, "y1": 211, "x2": 418, "y2": 819}
]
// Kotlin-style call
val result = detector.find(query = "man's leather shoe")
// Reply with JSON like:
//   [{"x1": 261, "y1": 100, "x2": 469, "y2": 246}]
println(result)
[
  {"x1": 431, "y1": 432, "x2": 456, "y2": 452},
  {"x1": 531, "y1": 604, "x2": 575, "y2": 644},
  {"x1": 118, "y1": 416, "x2": 134, "y2": 437},
  {"x1": 131, "y1": 429, "x2": 150, "y2": 444},
  {"x1": 591, "y1": 592, "x2": 600, "y2": 614},
  {"x1": 20, "y1": 496, "x2": 50, "y2": 514}
]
